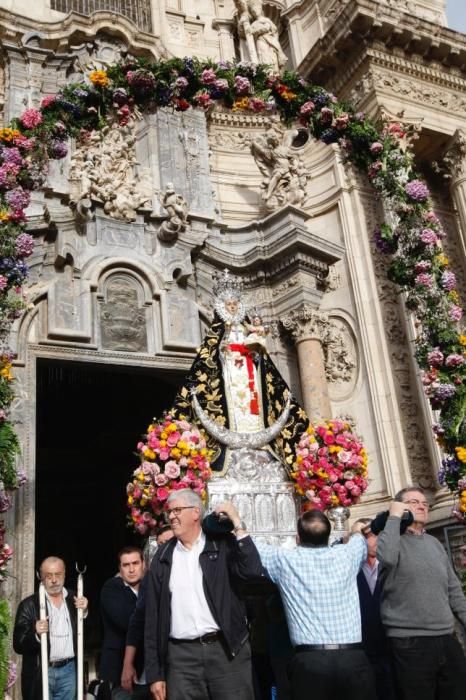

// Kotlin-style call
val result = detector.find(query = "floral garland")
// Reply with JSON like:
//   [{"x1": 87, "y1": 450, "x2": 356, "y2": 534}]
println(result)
[
  {"x1": 292, "y1": 420, "x2": 368, "y2": 510},
  {"x1": 0, "y1": 56, "x2": 462, "y2": 564},
  {"x1": 127, "y1": 414, "x2": 213, "y2": 534}
]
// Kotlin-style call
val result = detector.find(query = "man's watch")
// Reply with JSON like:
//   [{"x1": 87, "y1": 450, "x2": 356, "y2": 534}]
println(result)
[{"x1": 233, "y1": 521, "x2": 247, "y2": 532}]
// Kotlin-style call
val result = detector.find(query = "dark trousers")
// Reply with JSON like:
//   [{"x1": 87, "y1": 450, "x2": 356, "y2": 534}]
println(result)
[
  {"x1": 389, "y1": 634, "x2": 466, "y2": 700},
  {"x1": 290, "y1": 648, "x2": 377, "y2": 700},
  {"x1": 367, "y1": 655, "x2": 394, "y2": 700},
  {"x1": 166, "y1": 638, "x2": 254, "y2": 700}
]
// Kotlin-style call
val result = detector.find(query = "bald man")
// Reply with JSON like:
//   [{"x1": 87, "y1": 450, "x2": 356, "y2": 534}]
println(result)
[{"x1": 13, "y1": 556, "x2": 88, "y2": 700}]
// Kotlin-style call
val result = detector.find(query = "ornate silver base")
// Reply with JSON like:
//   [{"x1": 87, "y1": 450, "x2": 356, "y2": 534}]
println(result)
[{"x1": 207, "y1": 448, "x2": 298, "y2": 548}]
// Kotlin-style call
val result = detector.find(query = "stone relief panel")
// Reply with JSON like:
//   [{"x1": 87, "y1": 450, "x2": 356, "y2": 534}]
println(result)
[
  {"x1": 99, "y1": 276, "x2": 148, "y2": 352},
  {"x1": 47, "y1": 265, "x2": 92, "y2": 340},
  {"x1": 164, "y1": 292, "x2": 201, "y2": 348},
  {"x1": 69, "y1": 122, "x2": 153, "y2": 222},
  {"x1": 323, "y1": 316, "x2": 358, "y2": 400},
  {"x1": 363, "y1": 194, "x2": 436, "y2": 489},
  {"x1": 154, "y1": 109, "x2": 215, "y2": 218}
]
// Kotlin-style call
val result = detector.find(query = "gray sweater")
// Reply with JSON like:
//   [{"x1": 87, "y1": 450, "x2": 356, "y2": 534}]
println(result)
[{"x1": 377, "y1": 515, "x2": 466, "y2": 637}]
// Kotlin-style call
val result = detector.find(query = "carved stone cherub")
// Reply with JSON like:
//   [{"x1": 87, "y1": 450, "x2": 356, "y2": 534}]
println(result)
[{"x1": 158, "y1": 183, "x2": 189, "y2": 242}]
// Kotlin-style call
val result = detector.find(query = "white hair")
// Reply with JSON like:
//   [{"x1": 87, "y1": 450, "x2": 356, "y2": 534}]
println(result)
[{"x1": 167, "y1": 488, "x2": 205, "y2": 517}]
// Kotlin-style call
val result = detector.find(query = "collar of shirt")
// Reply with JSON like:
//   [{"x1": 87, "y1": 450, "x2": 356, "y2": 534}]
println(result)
[
  {"x1": 175, "y1": 530, "x2": 205, "y2": 553},
  {"x1": 406, "y1": 527, "x2": 426, "y2": 536}
]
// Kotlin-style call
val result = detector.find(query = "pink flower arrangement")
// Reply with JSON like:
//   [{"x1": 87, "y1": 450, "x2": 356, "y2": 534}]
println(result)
[
  {"x1": 291, "y1": 420, "x2": 369, "y2": 510},
  {"x1": 201, "y1": 68, "x2": 217, "y2": 85},
  {"x1": 127, "y1": 415, "x2": 213, "y2": 534},
  {"x1": 234, "y1": 75, "x2": 251, "y2": 95},
  {"x1": 20, "y1": 108, "x2": 43, "y2": 130},
  {"x1": 300, "y1": 100, "x2": 315, "y2": 117}
]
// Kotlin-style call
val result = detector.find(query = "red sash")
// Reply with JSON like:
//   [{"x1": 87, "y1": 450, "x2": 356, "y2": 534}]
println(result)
[{"x1": 228, "y1": 344, "x2": 260, "y2": 415}]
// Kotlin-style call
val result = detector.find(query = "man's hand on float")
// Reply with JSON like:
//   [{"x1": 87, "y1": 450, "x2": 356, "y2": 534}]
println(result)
[
  {"x1": 151, "y1": 680, "x2": 166, "y2": 700},
  {"x1": 214, "y1": 501, "x2": 241, "y2": 530}
]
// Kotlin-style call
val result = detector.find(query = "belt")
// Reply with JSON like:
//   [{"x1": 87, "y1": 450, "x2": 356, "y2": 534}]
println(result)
[
  {"x1": 295, "y1": 643, "x2": 363, "y2": 651},
  {"x1": 169, "y1": 632, "x2": 222, "y2": 645},
  {"x1": 49, "y1": 657, "x2": 75, "y2": 668}
]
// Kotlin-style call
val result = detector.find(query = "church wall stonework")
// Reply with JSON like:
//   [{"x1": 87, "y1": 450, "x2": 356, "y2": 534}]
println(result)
[{"x1": 1, "y1": 4, "x2": 466, "y2": 678}]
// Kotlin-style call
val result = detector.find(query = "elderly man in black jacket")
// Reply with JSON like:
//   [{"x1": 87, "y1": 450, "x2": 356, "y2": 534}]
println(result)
[
  {"x1": 13, "y1": 556, "x2": 88, "y2": 700},
  {"x1": 145, "y1": 489, "x2": 264, "y2": 700}
]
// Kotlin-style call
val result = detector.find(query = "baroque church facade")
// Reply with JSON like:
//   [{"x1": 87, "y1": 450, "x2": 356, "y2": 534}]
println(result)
[{"x1": 1, "y1": 0, "x2": 466, "y2": 684}]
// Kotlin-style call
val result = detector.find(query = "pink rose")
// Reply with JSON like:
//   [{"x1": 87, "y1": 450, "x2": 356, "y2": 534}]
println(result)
[
  {"x1": 167, "y1": 432, "x2": 181, "y2": 447},
  {"x1": 155, "y1": 473, "x2": 169, "y2": 486},
  {"x1": 165, "y1": 461, "x2": 181, "y2": 479},
  {"x1": 156, "y1": 487, "x2": 170, "y2": 502},
  {"x1": 159, "y1": 448, "x2": 170, "y2": 461}
]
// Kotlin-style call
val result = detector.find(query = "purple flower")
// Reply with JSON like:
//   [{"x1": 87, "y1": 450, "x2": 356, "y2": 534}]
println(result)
[
  {"x1": 73, "y1": 88, "x2": 89, "y2": 99},
  {"x1": 15, "y1": 232, "x2": 34, "y2": 257},
  {"x1": 5, "y1": 187, "x2": 30, "y2": 212},
  {"x1": 368, "y1": 161, "x2": 383, "y2": 178},
  {"x1": 314, "y1": 92, "x2": 330, "y2": 108},
  {"x1": 1, "y1": 147, "x2": 22, "y2": 165},
  {"x1": 6, "y1": 660, "x2": 17, "y2": 690},
  {"x1": 449, "y1": 304, "x2": 463, "y2": 321},
  {"x1": 370, "y1": 142, "x2": 383, "y2": 155},
  {"x1": 320, "y1": 128, "x2": 339, "y2": 144},
  {"x1": 15, "y1": 468, "x2": 27, "y2": 487},
  {"x1": 427, "y1": 349, "x2": 444, "y2": 366},
  {"x1": 405, "y1": 179, "x2": 430, "y2": 202},
  {"x1": 373, "y1": 226, "x2": 396, "y2": 253},
  {"x1": 217, "y1": 60, "x2": 232, "y2": 70},
  {"x1": 234, "y1": 75, "x2": 251, "y2": 95},
  {"x1": 127, "y1": 69, "x2": 156, "y2": 94},
  {"x1": 201, "y1": 68, "x2": 217, "y2": 85},
  {"x1": 213, "y1": 78, "x2": 229, "y2": 92},
  {"x1": 50, "y1": 139, "x2": 68, "y2": 159},
  {"x1": 0, "y1": 491, "x2": 12, "y2": 512},
  {"x1": 445, "y1": 353, "x2": 464, "y2": 367},
  {"x1": 415, "y1": 273, "x2": 433, "y2": 287},
  {"x1": 419, "y1": 228, "x2": 437, "y2": 245},
  {"x1": 434, "y1": 384, "x2": 456, "y2": 401},
  {"x1": 441, "y1": 270, "x2": 456, "y2": 291},
  {"x1": 0, "y1": 162, "x2": 20, "y2": 188}
]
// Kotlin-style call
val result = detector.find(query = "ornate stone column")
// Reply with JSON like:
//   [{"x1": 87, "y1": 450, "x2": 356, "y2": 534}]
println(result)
[
  {"x1": 281, "y1": 305, "x2": 331, "y2": 422},
  {"x1": 443, "y1": 129, "x2": 466, "y2": 251}
]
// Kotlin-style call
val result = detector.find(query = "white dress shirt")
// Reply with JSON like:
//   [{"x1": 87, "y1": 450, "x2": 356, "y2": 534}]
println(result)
[
  {"x1": 169, "y1": 532, "x2": 219, "y2": 639},
  {"x1": 361, "y1": 559, "x2": 379, "y2": 594},
  {"x1": 46, "y1": 588, "x2": 74, "y2": 661}
]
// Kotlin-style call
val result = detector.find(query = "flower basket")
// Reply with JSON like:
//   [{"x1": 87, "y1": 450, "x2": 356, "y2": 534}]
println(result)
[
  {"x1": 126, "y1": 414, "x2": 213, "y2": 534},
  {"x1": 291, "y1": 419, "x2": 368, "y2": 511}
]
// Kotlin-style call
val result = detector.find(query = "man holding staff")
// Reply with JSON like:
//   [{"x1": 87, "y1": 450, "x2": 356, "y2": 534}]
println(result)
[{"x1": 13, "y1": 555, "x2": 88, "y2": 700}]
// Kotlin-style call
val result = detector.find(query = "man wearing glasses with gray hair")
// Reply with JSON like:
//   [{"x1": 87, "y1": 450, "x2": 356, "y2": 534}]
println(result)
[
  {"x1": 377, "y1": 484, "x2": 466, "y2": 700},
  {"x1": 144, "y1": 488, "x2": 264, "y2": 700}
]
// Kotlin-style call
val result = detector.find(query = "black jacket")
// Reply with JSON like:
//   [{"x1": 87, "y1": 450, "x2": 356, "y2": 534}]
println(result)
[
  {"x1": 100, "y1": 576, "x2": 138, "y2": 683},
  {"x1": 13, "y1": 590, "x2": 78, "y2": 700},
  {"x1": 144, "y1": 533, "x2": 265, "y2": 683},
  {"x1": 357, "y1": 570, "x2": 387, "y2": 660}
]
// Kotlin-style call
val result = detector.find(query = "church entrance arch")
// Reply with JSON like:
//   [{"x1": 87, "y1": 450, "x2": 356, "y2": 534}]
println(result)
[{"x1": 34, "y1": 357, "x2": 180, "y2": 659}]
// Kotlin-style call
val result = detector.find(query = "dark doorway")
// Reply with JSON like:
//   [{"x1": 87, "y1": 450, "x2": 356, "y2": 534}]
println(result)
[{"x1": 35, "y1": 358, "x2": 180, "y2": 655}]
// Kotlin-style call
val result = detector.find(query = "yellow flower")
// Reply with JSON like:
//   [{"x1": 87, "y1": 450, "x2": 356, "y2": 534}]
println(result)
[
  {"x1": 328, "y1": 445, "x2": 341, "y2": 453},
  {"x1": 330, "y1": 494, "x2": 339, "y2": 505},
  {"x1": 167, "y1": 423, "x2": 177, "y2": 433},
  {"x1": 177, "y1": 441, "x2": 188, "y2": 451},
  {"x1": 317, "y1": 469, "x2": 328, "y2": 479},
  {"x1": 128, "y1": 495, "x2": 134, "y2": 505},
  {"x1": 171, "y1": 447, "x2": 181, "y2": 458},
  {"x1": 89, "y1": 70, "x2": 109, "y2": 87},
  {"x1": 436, "y1": 254, "x2": 449, "y2": 266},
  {"x1": 0, "y1": 210, "x2": 9, "y2": 222},
  {"x1": 455, "y1": 446, "x2": 466, "y2": 463},
  {"x1": 459, "y1": 335, "x2": 466, "y2": 346},
  {"x1": 232, "y1": 97, "x2": 249, "y2": 112},
  {"x1": 0, "y1": 128, "x2": 20, "y2": 142},
  {"x1": 147, "y1": 424, "x2": 155, "y2": 433},
  {"x1": 296, "y1": 455, "x2": 303, "y2": 465},
  {"x1": 143, "y1": 447, "x2": 155, "y2": 460},
  {"x1": 137, "y1": 472, "x2": 145, "y2": 481},
  {"x1": 449, "y1": 290, "x2": 459, "y2": 303},
  {"x1": 140, "y1": 498, "x2": 147, "y2": 507},
  {"x1": 160, "y1": 432, "x2": 168, "y2": 440},
  {"x1": 200, "y1": 448, "x2": 207, "y2": 456}
]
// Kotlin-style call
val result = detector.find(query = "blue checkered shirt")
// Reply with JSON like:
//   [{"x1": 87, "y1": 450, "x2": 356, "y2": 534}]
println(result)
[{"x1": 254, "y1": 534, "x2": 366, "y2": 646}]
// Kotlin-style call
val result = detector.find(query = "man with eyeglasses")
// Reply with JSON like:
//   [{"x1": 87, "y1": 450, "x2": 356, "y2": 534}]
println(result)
[
  {"x1": 144, "y1": 488, "x2": 264, "y2": 700},
  {"x1": 377, "y1": 485, "x2": 466, "y2": 700},
  {"x1": 13, "y1": 556, "x2": 88, "y2": 700}
]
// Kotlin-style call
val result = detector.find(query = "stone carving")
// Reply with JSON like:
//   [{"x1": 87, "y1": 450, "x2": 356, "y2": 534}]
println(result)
[
  {"x1": 372, "y1": 71, "x2": 466, "y2": 117},
  {"x1": 250, "y1": 118, "x2": 310, "y2": 210},
  {"x1": 100, "y1": 278, "x2": 148, "y2": 352},
  {"x1": 438, "y1": 129, "x2": 466, "y2": 181},
  {"x1": 69, "y1": 122, "x2": 153, "y2": 222},
  {"x1": 233, "y1": 0, "x2": 286, "y2": 71},
  {"x1": 322, "y1": 319, "x2": 357, "y2": 386},
  {"x1": 281, "y1": 305, "x2": 329, "y2": 343},
  {"x1": 158, "y1": 183, "x2": 189, "y2": 242}
]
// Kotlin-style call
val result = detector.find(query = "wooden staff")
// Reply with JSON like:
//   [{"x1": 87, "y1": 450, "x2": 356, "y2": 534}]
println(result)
[
  {"x1": 76, "y1": 563, "x2": 87, "y2": 700},
  {"x1": 38, "y1": 582, "x2": 49, "y2": 700}
]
